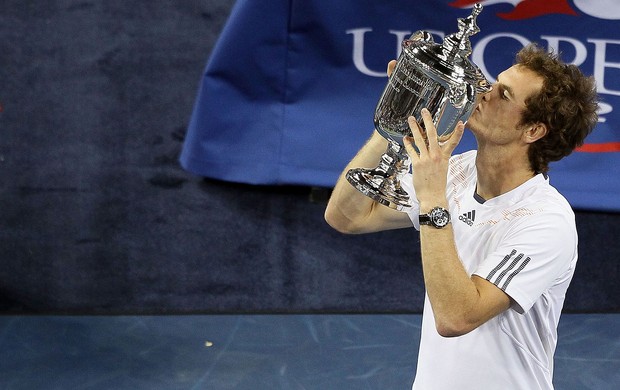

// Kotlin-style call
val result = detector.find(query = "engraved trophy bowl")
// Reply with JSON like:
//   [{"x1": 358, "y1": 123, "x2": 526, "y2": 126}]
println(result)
[{"x1": 346, "y1": 4, "x2": 492, "y2": 211}]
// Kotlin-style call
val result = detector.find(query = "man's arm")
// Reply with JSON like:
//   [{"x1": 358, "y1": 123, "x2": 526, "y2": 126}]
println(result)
[
  {"x1": 405, "y1": 111, "x2": 511, "y2": 337},
  {"x1": 324, "y1": 130, "x2": 413, "y2": 234},
  {"x1": 325, "y1": 59, "x2": 412, "y2": 234},
  {"x1": 419, "y1": 222, "x2": 511, "y2": 337}
]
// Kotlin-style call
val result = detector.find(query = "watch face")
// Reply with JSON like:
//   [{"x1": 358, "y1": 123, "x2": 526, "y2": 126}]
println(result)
[{"x1": 430, "y1": 207, "x2": 450, "y2": 228}]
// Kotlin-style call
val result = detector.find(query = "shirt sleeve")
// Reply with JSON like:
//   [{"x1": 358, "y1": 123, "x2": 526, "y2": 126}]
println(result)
[{"x1": 472, "y1": 203, "x2": 578, "y2": 314}]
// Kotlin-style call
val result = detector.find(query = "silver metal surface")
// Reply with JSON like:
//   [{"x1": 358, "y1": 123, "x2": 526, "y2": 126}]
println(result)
[{"x1": 347, "y1": 4, "x2": 491, "y2": 211}]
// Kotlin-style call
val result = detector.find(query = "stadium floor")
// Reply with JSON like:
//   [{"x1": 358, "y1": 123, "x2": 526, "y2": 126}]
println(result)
[{"x1": 1, "y1": 314, "x2": 618, "y2": 389}]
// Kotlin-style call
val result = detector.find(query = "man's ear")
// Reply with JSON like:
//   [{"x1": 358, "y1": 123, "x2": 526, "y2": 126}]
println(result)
[{"x1": 524, "y1": 123, "x2": 548, "y2": 144}]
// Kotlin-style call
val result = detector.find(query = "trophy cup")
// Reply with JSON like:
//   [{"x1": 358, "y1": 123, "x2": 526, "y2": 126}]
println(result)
[{"x1": 346, "y1": 4, "x2": 492, "y2": 211}]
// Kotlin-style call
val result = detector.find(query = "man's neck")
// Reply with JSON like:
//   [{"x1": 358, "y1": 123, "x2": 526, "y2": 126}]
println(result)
[{"x1": 474, "y1": 146, "x2": 536, "y2": 201}]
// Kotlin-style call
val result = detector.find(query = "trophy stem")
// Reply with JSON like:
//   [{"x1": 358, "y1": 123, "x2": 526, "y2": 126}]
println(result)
[{"x1": 346, "y1": 141, "x2": 412, "y2": 211}]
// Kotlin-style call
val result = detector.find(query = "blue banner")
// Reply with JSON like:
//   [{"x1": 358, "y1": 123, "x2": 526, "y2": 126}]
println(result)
[{"x1": 181, "y1": 0, "x2": 620, "y2": 211}]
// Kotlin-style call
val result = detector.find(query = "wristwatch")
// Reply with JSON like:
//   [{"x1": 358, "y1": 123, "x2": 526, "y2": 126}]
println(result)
[{"x1": 419, "y1": 206, "x2": 451, "y2": 228}]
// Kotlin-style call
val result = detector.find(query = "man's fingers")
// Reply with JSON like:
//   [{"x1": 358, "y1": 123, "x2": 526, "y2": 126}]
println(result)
[
  {"x1": 407, "y1": 116, "x2": 427, "y2": 155},
  {"x1": 420, "y1": 108, "x2": 438, "y2": 149},
  {"x1": 443, "y1": 121, "x2": 465, "y2": 154},
  {"x1": 406, "y1": 109, "x2": 465, "y2": 158},
  {"x1": 387, "y1": 60, "x2": 397, "y2": 77},
  {"x1": 403, "y1": 135, "x2": 418, "y2": 160}
]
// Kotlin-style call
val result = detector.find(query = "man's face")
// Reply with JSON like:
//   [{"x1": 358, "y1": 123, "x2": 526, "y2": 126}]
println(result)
[{"x1": 467, "y1": 65, "x2": 544, "y2": 145}]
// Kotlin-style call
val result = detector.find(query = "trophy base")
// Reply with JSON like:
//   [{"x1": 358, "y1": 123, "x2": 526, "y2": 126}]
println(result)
[{"x1": 346, "y1": 167, "x2": 412, "y2": 212}]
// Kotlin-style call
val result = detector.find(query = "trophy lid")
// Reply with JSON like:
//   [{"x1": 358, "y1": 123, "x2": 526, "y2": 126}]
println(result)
[
  {"x1": 403, "y1": 4, "x2": 491, "y2": 93},
  {"x1": 442, "y1": 3, "x2": 482, "y2": 59}
]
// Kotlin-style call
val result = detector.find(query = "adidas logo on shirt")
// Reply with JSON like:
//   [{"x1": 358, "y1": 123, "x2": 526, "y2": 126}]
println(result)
[{"x1": 459, "y1": 210, "x2": 476, "y2": 226}]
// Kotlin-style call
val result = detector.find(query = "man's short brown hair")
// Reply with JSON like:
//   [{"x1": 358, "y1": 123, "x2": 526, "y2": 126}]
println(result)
[{"x1": 516, "y1": 43, "x2": 599, "y2": 174}]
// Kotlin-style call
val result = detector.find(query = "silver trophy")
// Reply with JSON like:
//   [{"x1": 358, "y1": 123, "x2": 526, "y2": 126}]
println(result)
[{"x1": 346, "y1": 4, "x2": 491, "y2": 211}]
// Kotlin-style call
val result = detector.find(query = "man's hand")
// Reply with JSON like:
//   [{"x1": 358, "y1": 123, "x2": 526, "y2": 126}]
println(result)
[{"x1": 403, "y1": 108, "x2": 465, "y2": 210}]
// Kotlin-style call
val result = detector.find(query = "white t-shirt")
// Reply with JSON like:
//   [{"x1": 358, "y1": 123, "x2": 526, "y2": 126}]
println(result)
[{"x1": 402, "y1": 150, "x2": 578, "y2": 390}]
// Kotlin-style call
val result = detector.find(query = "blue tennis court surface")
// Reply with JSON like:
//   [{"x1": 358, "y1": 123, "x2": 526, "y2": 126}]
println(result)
[{"x1": 1, "y1": 314, "x2": 618, "y2": 389}]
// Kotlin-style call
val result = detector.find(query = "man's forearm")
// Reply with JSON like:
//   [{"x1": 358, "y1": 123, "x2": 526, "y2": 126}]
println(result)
[
  {"x1": 419, "y1": 210, "x2": 510, "y2": 337},
  {"x1": 419, "y1": 222, "x2": 479, "y2": 336},
  {"x1": 324, "y1": 131, "x2": 388, "y2": 233}
]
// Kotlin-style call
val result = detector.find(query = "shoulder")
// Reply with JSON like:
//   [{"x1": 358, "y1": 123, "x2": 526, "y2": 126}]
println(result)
[
  {"x1": 499, "y1": 183, "x2": 577, "y2": 262},
  {"x1": 449, "y1": 150, "x2": 477, "y2": 166},
  {"x1": 447, "y1": 150, "x2": 477, "y2": 191},
  {"x1": 506, "y1": 189, "x2": 575, "y2": 233},
  {"x1": 480, "y1": 175, "x2": 577, "y2": 251},
  {"x1": 518, "y1": 175, "x2": 575, "y2": 222}
]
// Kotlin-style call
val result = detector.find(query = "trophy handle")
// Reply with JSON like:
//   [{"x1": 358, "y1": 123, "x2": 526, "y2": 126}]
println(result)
[{"x1": 346, "y1": 140, "x2": 412, "y2": 211}]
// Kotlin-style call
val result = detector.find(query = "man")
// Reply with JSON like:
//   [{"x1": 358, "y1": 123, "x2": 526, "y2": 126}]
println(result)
[{"x1": 324, "y1": 43, "x2": 598, "y2": 389}]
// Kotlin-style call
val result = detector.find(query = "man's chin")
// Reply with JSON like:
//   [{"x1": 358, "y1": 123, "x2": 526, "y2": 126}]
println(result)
[{"x1": 465, "y1": 116, "x2": 479, "y2": 132}]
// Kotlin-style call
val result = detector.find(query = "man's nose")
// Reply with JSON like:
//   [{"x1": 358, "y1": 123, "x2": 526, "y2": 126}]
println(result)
[
  {"x1": 481, "y1": 85, "x2": 495, "y2": 101},
  {"x1": 480, "y1": 87, "x2": 493, "y2": 102}
]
